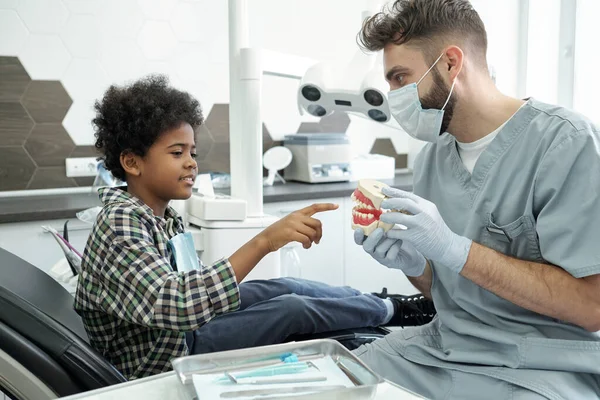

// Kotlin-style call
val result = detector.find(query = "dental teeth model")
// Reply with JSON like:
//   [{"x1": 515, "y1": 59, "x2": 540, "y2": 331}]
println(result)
[{"x1": 351, "y1": 179, "x2": 395, "y2": 236}]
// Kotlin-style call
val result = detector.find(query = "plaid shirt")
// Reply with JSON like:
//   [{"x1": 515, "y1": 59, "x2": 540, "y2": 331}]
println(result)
[{"x1": 74, "y1": 187, "x2": 240, "y2": 380}]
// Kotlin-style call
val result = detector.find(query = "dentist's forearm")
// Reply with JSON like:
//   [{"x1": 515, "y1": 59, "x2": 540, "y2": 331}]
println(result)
[
  {"x1": 407, "y1": 261, "x2": 433, "y2": 298},
  {"x1": 461, "y1": 242, "x2": 600, "y2": 331}
]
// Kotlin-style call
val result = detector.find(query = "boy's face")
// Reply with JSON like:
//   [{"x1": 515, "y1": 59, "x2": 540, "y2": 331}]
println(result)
[{"x1": 139, "y1": 122, "x2": 197, "y2": 201}]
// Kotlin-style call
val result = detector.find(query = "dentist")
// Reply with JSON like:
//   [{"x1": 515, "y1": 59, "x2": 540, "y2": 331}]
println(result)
[{"x1": 352, "y1": 1, "x2": 600, "y2": 399}]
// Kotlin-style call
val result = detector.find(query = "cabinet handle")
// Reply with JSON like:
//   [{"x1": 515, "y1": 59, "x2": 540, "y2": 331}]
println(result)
[
  {"x1": 41, "y1": 224, "x2": 91, "y2": 233},
  {"x1": 277, "y1": 209, "x2": 295, "y2": 215}
]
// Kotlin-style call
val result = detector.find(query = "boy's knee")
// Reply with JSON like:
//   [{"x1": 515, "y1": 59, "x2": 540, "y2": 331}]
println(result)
[
  {"x1": 269, "y1": 277, "x2": 301, "y2": 290},
  {"x1": 273, "y1": 294, "x2": 310, "y2": 318}
]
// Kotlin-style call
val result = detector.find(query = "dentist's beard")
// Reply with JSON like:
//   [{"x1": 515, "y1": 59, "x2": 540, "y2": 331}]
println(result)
[{"x1": 420, "y1": 67, "x2": 457, "y2": 135}]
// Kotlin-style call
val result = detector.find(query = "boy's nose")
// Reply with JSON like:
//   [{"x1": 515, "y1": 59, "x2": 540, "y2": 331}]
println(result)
[{"x1": 185, "y1": 157, "x2": 197, "y2": 169}]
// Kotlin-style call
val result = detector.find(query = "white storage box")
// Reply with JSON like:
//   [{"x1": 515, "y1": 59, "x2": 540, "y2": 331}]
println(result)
[{"x1": 350, "y1": 154, "x2": 395, "y2": 181}]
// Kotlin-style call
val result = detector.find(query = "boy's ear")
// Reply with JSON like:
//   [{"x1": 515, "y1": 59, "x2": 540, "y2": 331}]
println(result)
[{"x1": 120, "y1": 151, "x2": 142, "y2": 177}]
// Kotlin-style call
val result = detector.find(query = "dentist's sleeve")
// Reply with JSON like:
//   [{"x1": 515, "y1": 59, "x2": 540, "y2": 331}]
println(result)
[{"x1": 534, "y1": 127, "x2": 600, "y2": 278}]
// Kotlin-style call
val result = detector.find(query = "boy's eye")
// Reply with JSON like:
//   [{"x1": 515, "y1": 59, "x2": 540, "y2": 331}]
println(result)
[
  {"x1": 191, "y1": 153, "x2": 197, "y2": 159},
  {"x1": 172, "y1": 151, "x2": 183, "y2": 156}
]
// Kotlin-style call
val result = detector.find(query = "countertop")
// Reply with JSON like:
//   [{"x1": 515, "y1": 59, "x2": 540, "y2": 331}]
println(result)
[
  {"x1": 0, "y1": 173, "x2": 413, "y2": 224},
  {"x1": 59, "y1": 371, "x2": 425, "y2": 400}
]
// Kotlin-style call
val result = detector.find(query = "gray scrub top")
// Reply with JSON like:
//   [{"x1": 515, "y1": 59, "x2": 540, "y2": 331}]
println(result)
[{"x1": 408, "y1": 98, "x2": 600, "y2": 399}]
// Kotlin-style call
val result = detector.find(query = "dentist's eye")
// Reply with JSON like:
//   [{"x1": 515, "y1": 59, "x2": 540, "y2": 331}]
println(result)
[{"x1": 394, "y1": 74, "x2": 404, "y2": 85}]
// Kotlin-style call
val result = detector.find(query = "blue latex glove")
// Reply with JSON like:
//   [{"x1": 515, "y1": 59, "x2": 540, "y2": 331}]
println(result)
[
  {"x1": 354, "y1": 228, "x2": 427, "y2": 277},
  {"x1": 379, "y1": 187, "x2": 472, "y2": 274}
]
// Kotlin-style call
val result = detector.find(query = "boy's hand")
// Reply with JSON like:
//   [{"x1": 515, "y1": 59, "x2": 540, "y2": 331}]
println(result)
[{"x1": 260, "y1": 203, "x2": 339, "y2": 252}]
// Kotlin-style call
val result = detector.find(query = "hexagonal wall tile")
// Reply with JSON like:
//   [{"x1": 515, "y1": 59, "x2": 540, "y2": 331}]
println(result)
[
  {"x1": 198, "y1": 103, "x2": 275, "y2": 175},
  {"x1": 25, "y1": 123, "x2": 76, "y2": 167},
  {"x1": 62, "y1": 59, "x2": 110, "y2": 102},
  {"x1": 318, "y1": 112, "x2": 351, "y2": 133},
  {"x1": 263, "y1": 126, "x2": 273, "y2": 149},
  {"x1": 0, "y1": 56, "x2": 31, "y2": 102},
  {"x1": 141, "y1": 61, "x2": 181, "y2": 86},
  {"x1": 343, "y1": 115, "x2": 376, "y2": 157},
  {"x1": 137, "y1": 0, "x2": 177, "y2": 20},
  {"x1": 174, "y1": 43, "x2": 209, "y2": 83},
  {"x1": 203, "y1": 103, "x2": 273, "y2": 143},
  {"x1": 63, "y1": 101, "x2": 96, "y2": 146},
  {"x1": 138, "y1": 21, "x2": 177, "y2": 61},
  {"x1": 370, "y1": 138, "x2": 396, "y2": 153},
  {"x1": 141, "y1": 61, "x2": 174, "y2": 76},
  {"x1": 0, "y1": 102, "x2": 34, "y2": 146},
  {"x1": 100, "y1": 38, "x2": 144, "y2": 83},
  {"x1": 16, "y1": 0, "x2": 68, "y2": 34},
  {"x1": 262, "y1": 73, "x2": 310, "y2": 141},
  {"x1": 70, "y1": 145, "x2": 100, "y2": 158},
  {"x1": 295, "y1": 112, "x2": 352, "y2": 134},
  {"x1": 28, "y1": 166, "x2": 77, "y2": 189},
  {"x1": 0, "y1": 0, "x2": 19, "y2": 9},
  {"x1": 170, "y1": 2, "x2": 202, "y2": 42},
  {"x1": 194, "y1": 124, "x2": 213, "y2": 162},
  {"x1": 388, "y1": 135, "x2": 414, "y2": 169},
  {"x1": 261, "y1": 127, "x2": 282, "y2": 177},
  {"x1": 0, "y1": 10, "x2": 29, "y2": 56},
  {"x1": 194, "y1": 61, "x2": 229, "y2": 106},
  {"x1": 369, "y1": 138, "x2": 407, "y2": 169},
  {"x1": 73, "y1": 176, "x2": 95, "y2": 187},
  {"x1": 174, "y1": 42, "x2": 228, "y2": 108},
  {"x1": 0, "y1": 146, "x2": 36, "y2": 191},
  {"x1": 19, "y1": 34, "x2": 71, "y2": 80},
  {"x1": 61, "y1": 14, "x2": 101, "y2": 59},
  {"x1": 296, "y1": 122, "x2": 322, "y2": 133},
  {"x1": 182, "y1": 79, "x2": 215, "y2": 118},
  {"x1": 204, "y1": 104, "x2": 230, "y2": 143},
  {"x1": 200, "y1": 142, "x2": 230, "y2": 174},
  {"x1": 170, "y1": 0, "x2": 227, "y2": 48},
  {"x1": 98, "y1": 0, "x2": 143, "y2": 39},
  {"x1": 199, "y1": 137, "x2": 276, "y2": 176},
  {"x1": 62, "y1": 0, "x2": 102, "y2": 15},
  {"x1": 21, "y1": 80, "x2": 73, "y2": 123}
]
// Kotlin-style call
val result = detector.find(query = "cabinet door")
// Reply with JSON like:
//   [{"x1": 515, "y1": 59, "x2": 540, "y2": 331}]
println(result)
[
  {"x1": 0, "y1": 219, "x2": 92, "y2": 273},
  {"x1": 342, "y1": 197, "x2": 419, "y2": 295},
  {"x1": 264, "y1": 197, "x2": 344, "y2": 286}
]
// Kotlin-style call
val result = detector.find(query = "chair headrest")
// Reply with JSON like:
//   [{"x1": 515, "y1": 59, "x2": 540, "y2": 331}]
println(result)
[{"x1": 0, "y1": 247, "x2": 88, "y2": 340}]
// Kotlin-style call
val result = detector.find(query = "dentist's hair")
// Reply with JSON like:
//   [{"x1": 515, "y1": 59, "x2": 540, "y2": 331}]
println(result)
[{"x1": 358, "y1": 0, "x2": 488, "y2": 67}]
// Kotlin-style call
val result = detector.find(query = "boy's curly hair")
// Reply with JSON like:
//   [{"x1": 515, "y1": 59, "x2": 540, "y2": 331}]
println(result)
[{"x1": 93, "y1": 74, "x2": 204, "y2": 181}]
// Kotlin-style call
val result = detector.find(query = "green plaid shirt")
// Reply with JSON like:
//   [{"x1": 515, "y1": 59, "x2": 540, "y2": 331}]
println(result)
[{"x1": 74, "y1": 187, "x2": 240, "y2": 380}]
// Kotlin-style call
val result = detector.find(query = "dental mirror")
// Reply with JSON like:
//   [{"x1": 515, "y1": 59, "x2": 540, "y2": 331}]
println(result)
[{"x1": 263, "y1": 146, "x2": 293, "y2": 186}]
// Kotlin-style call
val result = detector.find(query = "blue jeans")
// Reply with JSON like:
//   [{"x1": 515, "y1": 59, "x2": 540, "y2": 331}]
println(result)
[{"x1": 188, "y1": 277, "x2": 387, "y2": 354}]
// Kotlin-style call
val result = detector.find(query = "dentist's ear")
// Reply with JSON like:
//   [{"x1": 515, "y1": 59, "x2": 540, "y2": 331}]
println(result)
[{"x1": 443, "y1": 46, "x2": 464, "y2": 82}]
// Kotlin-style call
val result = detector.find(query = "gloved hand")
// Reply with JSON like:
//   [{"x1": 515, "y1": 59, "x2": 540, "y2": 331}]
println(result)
[
  {"x1": 354, "y1": 228, "x2": 427, "y2": 277},
  {"x1": 379, "y1": 187, "x2": 472, "y2": 273}
]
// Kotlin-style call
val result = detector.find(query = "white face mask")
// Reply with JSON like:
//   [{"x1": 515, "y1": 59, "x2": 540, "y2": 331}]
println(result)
[{"x1": 388, "y1": 53, "x2": 456, "y2": 143}]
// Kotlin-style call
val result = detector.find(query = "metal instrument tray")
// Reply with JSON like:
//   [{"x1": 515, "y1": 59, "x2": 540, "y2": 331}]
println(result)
[{"x1": 171, "y1": 339, "x2": 384, "y2": 399}]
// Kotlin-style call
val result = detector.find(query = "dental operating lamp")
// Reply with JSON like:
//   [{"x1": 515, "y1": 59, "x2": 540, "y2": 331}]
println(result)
[
  {"x1": 296, "y1": 9, "x2": 394, "y2": 127},
  {"x1": 297, "y1": 56, "x2": 392, "y2": 125}
]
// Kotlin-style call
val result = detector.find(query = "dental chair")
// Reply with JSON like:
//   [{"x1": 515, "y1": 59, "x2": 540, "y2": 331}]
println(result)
[
  {"x1": 0, "y1": 247, "x2": 126, "y2": 399},
  {"x1": 0, "y1": 247, "x2": 431, "y2": 399}
]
